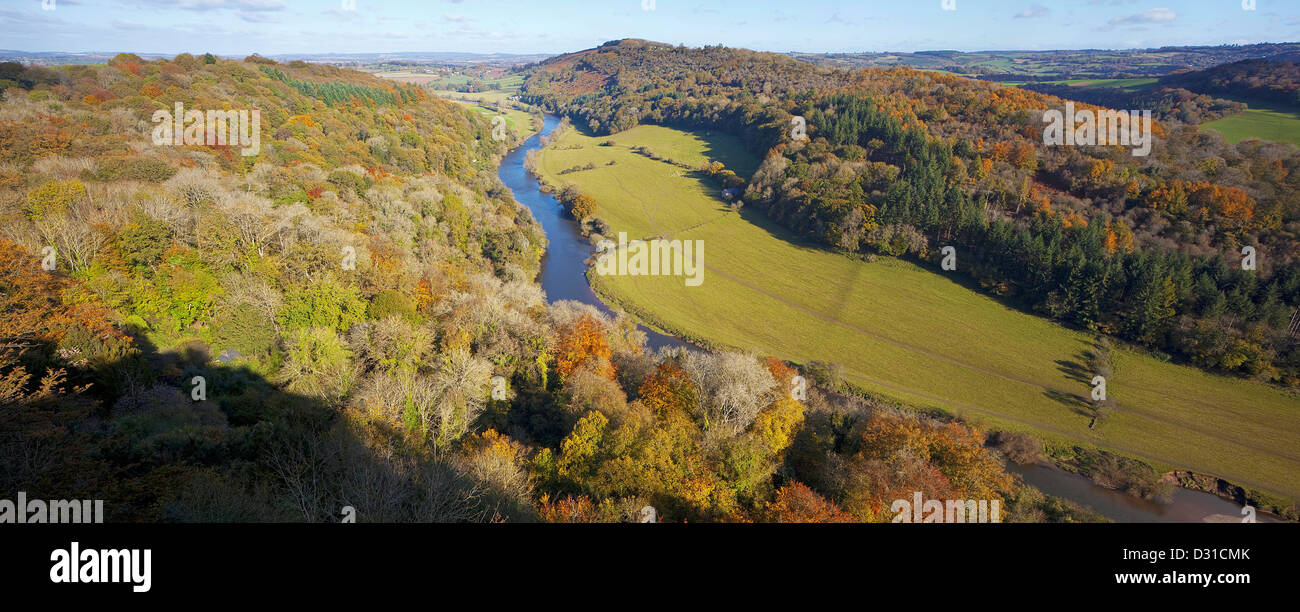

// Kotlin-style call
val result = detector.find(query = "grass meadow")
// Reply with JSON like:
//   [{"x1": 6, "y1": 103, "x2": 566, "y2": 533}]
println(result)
[
  {"x1": 535, "y1": 123, "x2": 1300, "y2": 499},
  {"x1": 1201, "y1": 99, "x2": 1300, "y2": 146}
]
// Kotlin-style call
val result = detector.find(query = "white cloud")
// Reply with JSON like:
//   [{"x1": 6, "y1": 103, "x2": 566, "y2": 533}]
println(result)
[
  {"x1": 1015, "y1": 5, "x2": 1050, "y2": 19},
  {"x1": 1109, "y1": 8, "x2": 1176, "y2": 26}
]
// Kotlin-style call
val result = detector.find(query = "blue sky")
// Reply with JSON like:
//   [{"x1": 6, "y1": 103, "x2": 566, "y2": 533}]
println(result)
[{"x1": 2, "y1": 0, "x2": 1299, "y2": 56}]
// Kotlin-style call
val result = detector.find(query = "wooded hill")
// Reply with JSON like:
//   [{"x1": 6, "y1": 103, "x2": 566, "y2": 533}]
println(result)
[
  {"x1": 519, "y1": 39, "x2": 1300, "y2": 387},
  {"x1": 0, "y1": 52, "x2": 1076, "y2": 523},
  {"x1": 1022, "y1": 59, "x2": 1300, "y2": 125},
  {"x1": 1162, "y1": 58, "x2": 1300, "y2": 107}
]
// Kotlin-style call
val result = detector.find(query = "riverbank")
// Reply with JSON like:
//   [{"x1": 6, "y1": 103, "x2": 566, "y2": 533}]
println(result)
[
  {"x1": 1009, "y1": 460, "x2": 1287, "y2": 523},
  {"x1": 497, "y1": 114, "x2": 686, "y2": 352},
  {"x1": 504, "y1": 113, "x2": 1296, "y2": 523}
]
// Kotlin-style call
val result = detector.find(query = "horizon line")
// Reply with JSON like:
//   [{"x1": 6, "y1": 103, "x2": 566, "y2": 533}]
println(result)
[{"x1": 4, "y1": 39, "x2": 1300, "y2": 60}]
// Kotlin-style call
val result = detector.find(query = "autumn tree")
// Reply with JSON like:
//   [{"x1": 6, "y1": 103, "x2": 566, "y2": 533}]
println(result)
[
  {"x1": 764, "y1": 481, "x2": 854, "y2": 523},
  {"x1": 568, "y1": 194, "x2": 597, "y2": 221},
  {"x1": 554, "y1": 313, "x2": 615, "y2": 380}
]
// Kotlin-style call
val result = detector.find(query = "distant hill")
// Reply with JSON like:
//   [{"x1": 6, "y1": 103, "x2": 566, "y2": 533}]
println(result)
[
  {"x1": 1162, "y1": 58, "x2": 1300, "y2": 107},
  {"x1": 790, "y1": 43, "x2": 1300, "y2": 79},
  {"x1": 0, "y1": 49, "x2": 551, "y2": 68},
  {"x1": 266, "y1": 51, "x2": 552, "y2": 67},
  {"x1": 1017, "y1": 59, "x2": 1300, "y2": 129},
  {"x1": 1016, "y1": 81, "x2": 1246, "y2": 126},
  {"x1": 0, "y1": 50, "x2": 175, "y2": 65}
]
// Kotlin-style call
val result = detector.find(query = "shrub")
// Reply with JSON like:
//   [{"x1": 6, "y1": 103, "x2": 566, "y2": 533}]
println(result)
[
  {"x1": 277, "y1": 279, "x2": 367, "y2": 332},
  {"x1": 327, "y1": 169, "x2": 367, "y2": 194},
  {"x1": 212, "y1": 308, "x2": 277, "y2": 357},
  {"x1": 116, "y1": 212, "x2": 172, "y2": 267},
  {"x1": 278, "y1": 327, "x2": 355, "y2": 399},
  {"x1": 989, "y1": 431, "x2": 1042, "y2": 465},
  {"x1": 567, "y1": 194, "x2": 597, "y2": 221},
  {"x1": 92, "y1": 157, "x2": 177, "y2": 182},
  {"x1": 368, "y1": 289, "x2": 417, "y2": 322},
  {"x1": 272, "y1": 187, "x2": 310, "y2": 208},
  {"x1": 24, "y1": 179, "x2": 86, "y2": 219},
  {"x1": 803, "y1": 360, "x2": 844, "y2": 390},
  {"x1": 1073, "y1": 446, "x2": 1174, "y2": 502}
]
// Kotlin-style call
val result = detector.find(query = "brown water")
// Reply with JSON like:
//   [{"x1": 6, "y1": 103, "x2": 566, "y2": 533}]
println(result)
[{"x1": 1007, "y1": 462, "x2": 1283, "y2": 523}]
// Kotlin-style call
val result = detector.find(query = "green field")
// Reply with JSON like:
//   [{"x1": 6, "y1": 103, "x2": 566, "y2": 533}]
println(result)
[
  {"x1": 536, "y1": 124, "x2": 1300, "y2": 500},
  {"x1": 1035, "y1": 77, "x2": 1160, "y2": 91},
  {"x1": 460, "y1": 101, "x2": 538, "y2": 140},
  {"x1": 438, "y1": 90, "x2": 538, "y2": 140},
  {"x1": 372, "y1": 72, "x2": 538, "y2": 139},
  {"x1": 1201, "y1": 99, "x2": 1300, "y2": 146},
  {"x1": 1002, "y1": 77, "x2": 1159, "y2": 91},
  {"x1": 427, "y1": 74, "x2": 524, "y2": 91},
  {"x1": 440, "y1": 90, "x2": 516, "y2": 104},
  {"x1": 1002, "y1": 75, "x2": 1300, "y2": 148},
  {"x1": 371, "y1": 70, "x2": 525, "y2": 91}
]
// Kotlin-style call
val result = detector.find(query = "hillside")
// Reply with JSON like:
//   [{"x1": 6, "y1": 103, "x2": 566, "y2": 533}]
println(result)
[
  {"x1": 0, "y1": 52, "x2": 549, "y2": 520},
  {"x1": 535, "y1": 116, "x2": 1300, "y2": 504},
  {"x1": 521, "y1": 40, "x2": 1300, "y2": 388},
  {"x1": 1162, "y1": 58, "x2": 1300, "y2": 107},
  {"x1": 1017, "y1": 80, "x2": 1245, "y2": 126},
  {"x1": 0, "y1": 52, "x2": 1063, "y2": 523},
  {"x1": 1014, "y1": 60, "x2": 1300, "y2": 147}
]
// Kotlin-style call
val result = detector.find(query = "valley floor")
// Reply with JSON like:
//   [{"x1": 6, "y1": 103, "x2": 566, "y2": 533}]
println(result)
[{"x1": 536, "y1": 123, "x2": 1300, "y2": 500}]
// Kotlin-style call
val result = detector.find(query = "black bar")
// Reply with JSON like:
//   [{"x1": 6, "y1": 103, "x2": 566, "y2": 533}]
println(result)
[{"x1": 1, "y1": 523, "x2": 1292, "y2": 600}]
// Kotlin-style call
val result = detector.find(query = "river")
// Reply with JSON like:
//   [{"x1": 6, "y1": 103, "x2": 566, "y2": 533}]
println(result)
[
  {"x1": 499, "y1": 114, "x2": 1283, "y2": 523},
  {"x1": 499, "y1": 115, "x2": 685, "y2": 351},
  {"x1": 1007, "y1": 462, "x2": 1280, "y2": 523}
]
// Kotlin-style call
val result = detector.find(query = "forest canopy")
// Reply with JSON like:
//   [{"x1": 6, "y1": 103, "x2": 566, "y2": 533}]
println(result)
[{"x1": 0, "y1": 52, "x2": 1070, "y2": 523}]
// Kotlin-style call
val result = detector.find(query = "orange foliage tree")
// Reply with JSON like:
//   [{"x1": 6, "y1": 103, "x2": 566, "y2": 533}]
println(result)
[
  {"x1": 554, "y1": 314, "x2": 614, "y2": 380},
  {"x1": 765, "y1": 481, "x2": 854, "y2": 523},
  {"x1": 839, "y1": 414, "x2": 1014, "y2": 521},
  {"x1": 637, "y1": 362, "x2": 695, "y2": 417}
]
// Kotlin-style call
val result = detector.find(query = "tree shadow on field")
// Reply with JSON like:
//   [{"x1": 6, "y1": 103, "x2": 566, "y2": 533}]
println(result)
[
  {"x1": 695, "y1": 131, "x2": 758, "y2": 178},
  {"x1": 1043, "y1": 389, "x2": 1094, "y2": 419},
  {"x1": 1049, "y1": 351, "x2": 1103, "y2": 419},
  {"x1": 734, "y1": 205, "x2": 828, "y2": 252},
  {"x1": 1055, "y1": 357, "x2": 1093, "y2": 385}
]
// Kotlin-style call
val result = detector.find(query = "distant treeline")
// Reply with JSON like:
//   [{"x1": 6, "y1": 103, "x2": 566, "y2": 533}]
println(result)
[
  {"x1": 1020, "y1": 83, "x2": 1245, "y2": 125},
  {"x1": 1162, "y1": 59, "x2": 1300, "y2": 107},
  {"x1": 1021, "y1": 59, "x2": 1300, "y2": 125}
]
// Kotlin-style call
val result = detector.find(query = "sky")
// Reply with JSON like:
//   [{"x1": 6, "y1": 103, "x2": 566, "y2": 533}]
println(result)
[{"x1": 2, "y1": 0, "x2": 1299, "y2": 56}]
